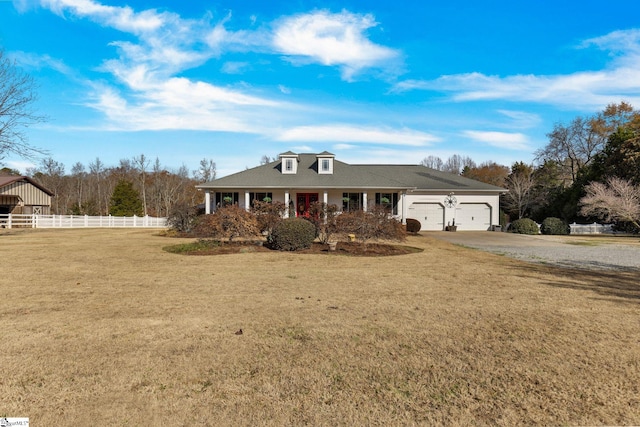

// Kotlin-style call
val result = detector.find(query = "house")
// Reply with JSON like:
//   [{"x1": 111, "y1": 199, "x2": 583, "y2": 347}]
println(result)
[
  {"x1": 0, "y1": 176, "x2": 54, "y2": 215},
  {"x1": 196, "y1": 152, "x2": 505, "y2": 231}
]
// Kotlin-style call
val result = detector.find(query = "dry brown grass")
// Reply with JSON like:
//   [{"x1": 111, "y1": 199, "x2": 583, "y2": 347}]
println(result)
[{"x1": 1, "y1": 228, "x2": 639, "y2": 425}]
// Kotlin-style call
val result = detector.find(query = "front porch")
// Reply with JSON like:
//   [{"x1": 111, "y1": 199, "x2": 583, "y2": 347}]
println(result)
[{"x1": 202, "y1": 189, "x2": 407, "y2": 223}]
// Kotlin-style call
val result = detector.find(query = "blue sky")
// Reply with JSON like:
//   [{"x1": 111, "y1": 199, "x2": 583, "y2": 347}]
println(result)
[{"x1": 2, "y1": 0, "x2": 640, "y2": 177}]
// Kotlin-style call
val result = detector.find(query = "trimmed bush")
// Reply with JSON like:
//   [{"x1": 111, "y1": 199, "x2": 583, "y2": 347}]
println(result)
[
  {"x1": 508, "y1": 218, "x2": 539, "y2": 235},
  {"x1": 406, "y1": 218, "x2": 421, "y2": 233},
  {"x1": 270, "y1": 218, "x2": 316, "y2": 251},
  {"x1": 540, "y1": 217, "x2": 570, "y2": 235}
]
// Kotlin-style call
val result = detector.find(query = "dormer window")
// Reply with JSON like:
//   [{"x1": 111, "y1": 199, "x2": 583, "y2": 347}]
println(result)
[
  {"x1": 279, "y1": 151, "x2": 299, "y2": 174},
  {"x1": 317, "y1": 152, "x2": 335, "y2": 175}
]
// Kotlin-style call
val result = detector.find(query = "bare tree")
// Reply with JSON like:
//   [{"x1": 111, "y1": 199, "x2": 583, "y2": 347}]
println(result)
[
  {"x1": 70, "y1": 162, "x2": 86, "y2": 213},
  {"x1": 133, "y1": 154, "x2": 150, "y2": 215},
  {"x1": 420, "y1": 155, "x2": 444, "y2": 170},
  {"x1": 0, "y1": 50, "x2": 46, "y2": 162},
  {"x1": 194, "y1": 158, "x2": 216, "y2": 183},
  {"x1": 32, "y1": 157, "x2": 66, "y2": 213},
  {"x1": 260, "y1": 155, "x2": 273, "y2": 165},
  {"x1": 536, "y1": 103, "x2": 639, "y2": 184},
  {"x1": 504, "y1": 162, "x2": 536, "y2": 219},
  {"x1": 443, "y1": 154, "x2": 475, "y2": 175},
  {"x1": 580, "y1": 177, "x2": 640, "y2": 230},
  {"x1": 89, "y1": 157, "x2": 106, "y2": 215}
]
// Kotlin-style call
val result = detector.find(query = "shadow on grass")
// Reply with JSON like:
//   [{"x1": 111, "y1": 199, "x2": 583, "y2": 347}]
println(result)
[{"x1": 514, "y1": 262, "x2": 640, "y2": 303}]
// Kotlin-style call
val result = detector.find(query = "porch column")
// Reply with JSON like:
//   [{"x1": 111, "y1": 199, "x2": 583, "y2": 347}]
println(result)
[
  {"x1": 401, "y1": 192, "x2": 407, "y2": 225},
  {"x1": 323, "y1": 190, "x2": 328, "y2": 224},
  {"x1": 205, "y1": 191, "x2": 211, "y2": 214},
  {"x1": 362, "y1": 192, "x2": 368, "y2": 212},
  {"x1": 245, "y1": 191, "x2": 250, "y2": 211},
  {"x1": 284, "y1": 191, "x2": 290, "y2": 218}
]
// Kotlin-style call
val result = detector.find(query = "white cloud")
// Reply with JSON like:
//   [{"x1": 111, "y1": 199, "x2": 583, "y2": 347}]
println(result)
[
  {"x1": 497, "y1": 110, "x2": 541, "y2": 129},
  {"x1": 278, "y1": 84, "x2": 291, "y2": 94},
  {"x1": 462, "y1": 130, "x2": 530, "y2": 150},
  {"x1": 393, "y1": 28, "x2": 640, "y2": 110},
  {"x1": 277, "y1": 125, "x2": 439, "y2": 146},
  {"x1": 40, "y1": 0, "x2": 166, "y2": 33},
  {"x1": 221, "y1": 61, "x2": 250, "y2": 74},
  {"x1": 273, "y1": 10, "x2": 400, "y2": 80},
  {"x1": 5, "y1": 160, "x2": 36, "y2": 173}
]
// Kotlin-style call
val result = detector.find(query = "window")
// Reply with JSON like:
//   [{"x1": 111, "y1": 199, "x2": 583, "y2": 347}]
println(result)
[
  {"x1": 321, "y1": 159, "x2": 330, "y2": 171},
  {"x1": 215, "y1": 192, "x2": 239, "y2": 207},
  {"x1": 250, "y1": 192, "x2": 273, "y2": 204},
  {"x1": 285, "y1": 159, "x2": 293, "y2": 172},
  {"x1": 375, "y1": 193, "x2": 398, "y2": 215},
  {"x1": 342, "y1": 193, "x2": 363, "y2": 211}
]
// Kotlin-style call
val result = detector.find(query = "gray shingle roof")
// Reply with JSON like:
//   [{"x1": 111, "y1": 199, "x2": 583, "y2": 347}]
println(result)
[
  {"x1": 0, "y1": 176, "x2": 55, "y2": 196},
  {"x1": 196, "y1": 153, "x2": 504, "y2": 192}
]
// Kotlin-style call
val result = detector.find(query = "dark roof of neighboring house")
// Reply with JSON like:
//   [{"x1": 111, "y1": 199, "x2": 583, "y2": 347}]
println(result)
[
  {"x1": 0, "y1": 176, "x2": 55, "y2": 196},
  {"x1": 197, "y1": 153, "x2": 505, "y2": 193}
]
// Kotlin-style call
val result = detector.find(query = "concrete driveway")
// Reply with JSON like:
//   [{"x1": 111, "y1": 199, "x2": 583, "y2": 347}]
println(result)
[{"x1": 426, "y1": 231, "x2": 640, "y2": 271}]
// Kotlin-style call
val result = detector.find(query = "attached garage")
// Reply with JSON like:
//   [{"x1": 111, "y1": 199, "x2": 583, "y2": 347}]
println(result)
[
  {"x1": 408, "y1": 202, "x2": 444, "y2": 231},
  {"x1": 454, "y1": 203, "x2": 491, "y2": 231}
]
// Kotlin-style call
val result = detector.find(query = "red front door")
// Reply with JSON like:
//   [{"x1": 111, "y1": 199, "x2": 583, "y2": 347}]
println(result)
[{"x1": 296, "y1": 193, "x2": 318, "y2": 217}]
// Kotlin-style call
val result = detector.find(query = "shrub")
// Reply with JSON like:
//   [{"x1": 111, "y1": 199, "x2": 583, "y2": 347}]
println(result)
[
  {"x1": 251, "y1": 200, "x2": 287, "y2": 238},
  {"x1": 540, "y1": 217, "x2": 570, "y2": 235},
  {"x1": 336, "y1": 206, "x2": 406, "y2": 245},
  {"x1": 270, "y1": 218, "x2": 316, "y2": 251},
  {"x1": 508, "y1": 218, "x2": 539, "y2": 235},
  {"x1": 307, "y1": 201, "x2": 340, "y2": 244},
  {"x1": 406, "y1": 218, "x2": 421, "y2": 233},
  {"x1": 167, "y1": 201, "x2": 199, "y2": 233},
  {"x1": 192, "y1": 204, "x2": 260, "y2": 241}
]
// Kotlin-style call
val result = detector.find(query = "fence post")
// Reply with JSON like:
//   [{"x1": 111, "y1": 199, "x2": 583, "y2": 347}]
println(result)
[{"x1": 8, "y1": 213, "x2": 12, "y2": 228}]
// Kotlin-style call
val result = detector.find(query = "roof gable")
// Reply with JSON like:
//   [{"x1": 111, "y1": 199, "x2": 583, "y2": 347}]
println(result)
[{"x1": 0, "y1": 176, "x2": 55, "y2": 196}]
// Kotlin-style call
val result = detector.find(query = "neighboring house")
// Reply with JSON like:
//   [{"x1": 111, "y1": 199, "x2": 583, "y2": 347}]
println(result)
[
  {"x1": 196, "y1": 151, "x2": 505, "y2": 231},
  {"x1": 0, "y1": 176, "x2": 54, "y2": 215}
]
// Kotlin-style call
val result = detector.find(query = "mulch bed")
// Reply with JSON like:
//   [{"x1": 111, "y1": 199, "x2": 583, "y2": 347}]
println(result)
[{"x1": 184, "y1": 241, "x2": 422, "y2": 257}]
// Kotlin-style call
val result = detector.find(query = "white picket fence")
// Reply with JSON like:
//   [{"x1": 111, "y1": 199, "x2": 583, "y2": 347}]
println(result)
[
  {"x1": 0, "y1": 214, "x2": 167, "y2": 229},
  {"x1": 569, "y1": 222, "x2": 614, "y2": 234}
]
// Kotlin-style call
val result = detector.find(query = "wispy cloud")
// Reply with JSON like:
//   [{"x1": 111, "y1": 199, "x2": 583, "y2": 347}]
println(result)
[
  {"x1": 497, "y1": 110, "x2": 541, "y2": 129},
  {"x1": 277, "y1": 124, "x2": 439, "y2": 146},
  {"x1": 462, "y1": 130, "x2": 530, "y2": 150},
  {"x1": 272, "y1": 10, "x2": 400, "y2": 80},
  {"x1": 393, "y1": 28, "x2": 640, "y2": 110},
  {"x1": 28, "y1": 1, "x2": 404, "y2": 136}
]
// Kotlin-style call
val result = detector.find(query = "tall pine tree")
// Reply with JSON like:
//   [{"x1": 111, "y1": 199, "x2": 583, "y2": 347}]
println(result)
[{"x1": 110, "y1": 179, "x2": 143, "y2": 216}]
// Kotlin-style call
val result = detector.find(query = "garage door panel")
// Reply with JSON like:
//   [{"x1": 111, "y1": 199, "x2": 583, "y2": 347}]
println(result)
[
  {"x1": 408, "y1": 203, "x2": 444, "y2": 231},
  {"x1": 455, "y1": 204, "x2": 491, "y2": 230}
]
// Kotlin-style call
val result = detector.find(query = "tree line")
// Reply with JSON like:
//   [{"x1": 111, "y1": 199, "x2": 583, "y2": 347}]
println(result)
[{"x1": 1, "y1": 155, "x2": 217, "y2": 217}]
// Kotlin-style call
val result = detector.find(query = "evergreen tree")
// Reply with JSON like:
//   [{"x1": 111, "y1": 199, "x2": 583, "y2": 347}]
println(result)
[{"x1": 110, "y1": 179, "x2": 143, "y2": 216}]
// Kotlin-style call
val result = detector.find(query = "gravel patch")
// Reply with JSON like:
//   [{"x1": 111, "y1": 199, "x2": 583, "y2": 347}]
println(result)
[
  {"x1": 475, "y1": 244, "x2": 640, "y2": 271},
  {"x1": 429, "y1": 232, "x2": 640, "y2": 272}
]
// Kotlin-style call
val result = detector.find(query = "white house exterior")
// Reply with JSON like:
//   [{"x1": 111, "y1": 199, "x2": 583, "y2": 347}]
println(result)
[{"x1": 196, "y1": 152, "x2": 505, "y2": 231}]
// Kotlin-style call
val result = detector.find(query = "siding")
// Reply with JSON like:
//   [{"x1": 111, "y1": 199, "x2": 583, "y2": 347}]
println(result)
[{"x1": 0, "y1": 180, "x2": 52, "y2": 214}]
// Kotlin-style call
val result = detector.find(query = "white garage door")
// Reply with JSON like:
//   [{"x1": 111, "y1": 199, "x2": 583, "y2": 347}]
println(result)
[
  {"x1": 408, "y1": 203, "x2": 444, "y2": 231},
  {"x1": 455, "y1": 203, "x2": 491, "y2": 230}
]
